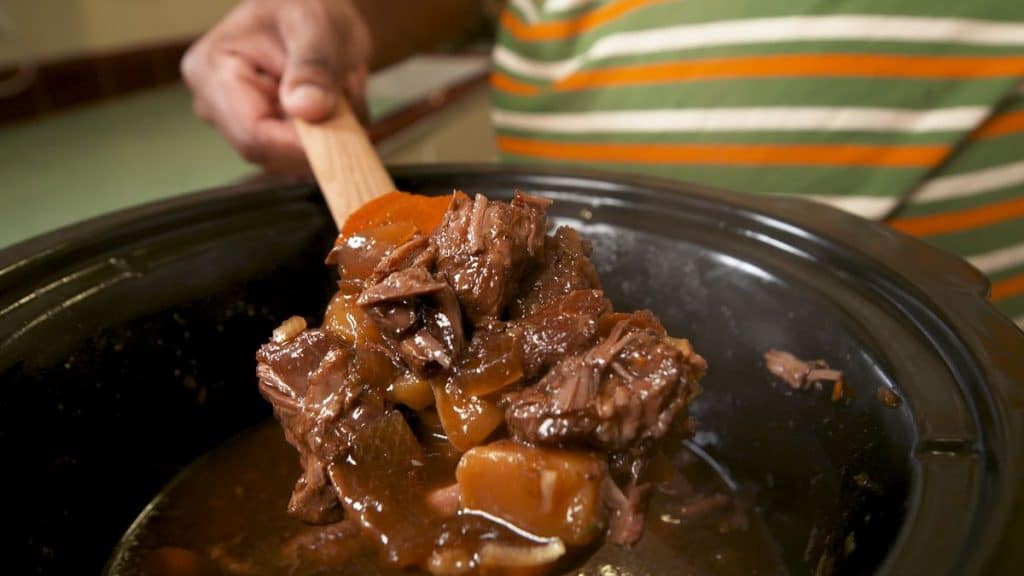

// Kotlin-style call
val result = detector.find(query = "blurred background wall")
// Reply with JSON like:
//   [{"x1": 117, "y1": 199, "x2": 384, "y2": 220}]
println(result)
[
  {"x1": 0, "y1": 0, "x2": 489, "y2": 124},
  {"x1": 0, "y1": 0, "x2": 236, "y2": 65},
  {"x1": 0, "y1": 0, "x2": 235, "y2": 123}
]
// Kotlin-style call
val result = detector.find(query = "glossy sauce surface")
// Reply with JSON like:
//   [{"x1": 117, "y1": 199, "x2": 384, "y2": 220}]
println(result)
[{"x1": 107, "y1": 421, "x2": 787, "y2": 576}]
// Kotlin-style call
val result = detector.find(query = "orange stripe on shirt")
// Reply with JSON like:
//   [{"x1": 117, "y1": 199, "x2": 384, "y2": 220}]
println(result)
[
  {"x1": 498, "y1": 136, "x2": 947, "y2": 167},
  {"x1": 500, "y1": 0, "x2": 664, "y2": 42},
  {"x1": 889, "y1": 196, "x2": 1024, "y2": 237},
  {"x1": 491, "y1": 71, "x2": 541, "y2": 96},
  {"x1": 969, "y1": 110, "x2": 1024, "y2": 140},
  {"x1": 555, "y1": 54, "x2": 1024, "y2": 91},
  {"x1": 991, "y1": 272, "x2": 1024, "y2": 302}
]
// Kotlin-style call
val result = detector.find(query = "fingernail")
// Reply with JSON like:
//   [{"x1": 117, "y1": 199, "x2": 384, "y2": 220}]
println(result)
[{"x1": 284, "y1": 84, "x2": 336, "y2": 119}]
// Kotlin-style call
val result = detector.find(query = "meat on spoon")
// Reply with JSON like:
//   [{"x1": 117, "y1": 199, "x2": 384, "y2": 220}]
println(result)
[{"x1": 256, "y1": 190, "x2": 707, "y2": 574}]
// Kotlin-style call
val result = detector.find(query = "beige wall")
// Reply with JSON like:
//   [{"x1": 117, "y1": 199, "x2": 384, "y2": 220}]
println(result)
[{"x1": 0, "y1": 0, "x2": 237, "y2": 65}]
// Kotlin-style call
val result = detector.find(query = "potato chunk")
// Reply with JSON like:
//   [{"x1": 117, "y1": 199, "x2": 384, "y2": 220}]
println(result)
[
  {"x1": 433, "y1": 380, "x2": 504, "y2": 452},
  {"x1": 456, "y1": 441, "x2": 607, "y2": 546},
  {"x1": 388, "y1": 372, "x2": 435, "y2": 410},
  {"x1": 323, "y1": 282, "x2": 381, "y2": 345}
]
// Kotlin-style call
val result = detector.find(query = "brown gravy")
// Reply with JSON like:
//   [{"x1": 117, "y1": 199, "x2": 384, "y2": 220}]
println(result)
[{"x1": 106, "y1": 421, "x2": 787, "y2": 575}]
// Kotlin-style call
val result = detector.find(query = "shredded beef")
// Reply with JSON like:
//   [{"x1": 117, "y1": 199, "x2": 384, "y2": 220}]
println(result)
[
  {"x1": 603, "y1": 479, "x2": 652, "y2": 545},
  {"x1": 357, "y1": 238, "x2": 464, "y2": 374},
  {"x1": 431, "y1": 192, "x2": 549, "y2": 324},
  {"x1": 514, "y1": 289, "x2": 611, "y2": 379},
  {"x1": 511, "y1": 227, "x2": 602, "y2": 319},
  {"x1": 764, "y1": 349, "x2": 844, "y2": 391},
  {"x1": 256, "y1": 330, "x2": 392, "y2": 524},
  {"x1": 505, "y1": 313, "x2": 706, "y2": 452},
  {"x1": 256, "y1": 190, "x2": 709, "y2": 565}
]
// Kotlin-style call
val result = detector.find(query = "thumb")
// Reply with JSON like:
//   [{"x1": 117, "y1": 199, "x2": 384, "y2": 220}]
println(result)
[{"x1": 277, "y1": 4, "x2": 341, "y2": 122}]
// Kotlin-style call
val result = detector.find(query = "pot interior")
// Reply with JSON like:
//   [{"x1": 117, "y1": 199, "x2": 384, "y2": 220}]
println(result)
[{"x1": 3, "y1": 174, "x2": 954, "y2": 575}]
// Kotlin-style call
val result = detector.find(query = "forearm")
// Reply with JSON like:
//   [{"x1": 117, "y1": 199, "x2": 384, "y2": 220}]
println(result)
[{"x1": 351, "y1": 0, "x2": 487, "y2": 69}]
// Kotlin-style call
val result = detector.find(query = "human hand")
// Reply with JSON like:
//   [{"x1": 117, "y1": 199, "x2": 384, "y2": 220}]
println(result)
[{"x1": 181, "y1": 0, "x2": 371, "y2": 173}]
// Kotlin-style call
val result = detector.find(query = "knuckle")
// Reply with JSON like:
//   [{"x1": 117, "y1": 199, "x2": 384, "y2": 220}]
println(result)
[
  {"x1": 179, "y1": 45, "x2": 202, "y2": 85},
  {"x1": 180, "y1": 40, "x2": 220, "y2": 90}
]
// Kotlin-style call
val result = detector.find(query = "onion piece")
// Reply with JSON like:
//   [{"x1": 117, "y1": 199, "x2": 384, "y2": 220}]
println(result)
[
  {"x1": 476, "y1": 539, "x2": 566, "y2": 568},
  {"x1": 426, "y1": 548, "x2": 474, "y2": 575},
  {"x1": 271, "y1": 316, "x2": 306, "y2": 343},
  {"x1": 425, "y1": 483, "x2": 461, "y2": 518}
]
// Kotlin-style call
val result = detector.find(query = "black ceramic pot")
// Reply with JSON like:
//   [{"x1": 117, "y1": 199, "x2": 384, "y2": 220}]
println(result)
[{"x1": 2, "y1": 166, "x2": 1021, "y2": 575}]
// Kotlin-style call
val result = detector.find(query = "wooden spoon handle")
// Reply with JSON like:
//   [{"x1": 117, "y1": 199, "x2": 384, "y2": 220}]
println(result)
[{"x1": 294, "y1": 95, "x2": 395, "y2": 229}]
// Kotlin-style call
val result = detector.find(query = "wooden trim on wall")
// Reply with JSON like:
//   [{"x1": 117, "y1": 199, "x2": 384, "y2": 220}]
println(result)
[{"x1": 0, "y1": 40, "x2": 192, "y2": 125}]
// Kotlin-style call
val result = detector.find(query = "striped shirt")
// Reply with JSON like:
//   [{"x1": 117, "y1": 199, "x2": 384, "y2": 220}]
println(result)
[{"x1": 491, "y1": 0, "x2": 1024, "y2": 328}]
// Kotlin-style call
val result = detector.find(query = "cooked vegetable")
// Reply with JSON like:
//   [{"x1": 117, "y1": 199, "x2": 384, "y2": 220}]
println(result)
[
  {"x1": 456, "y1": 330, "x2": 525, "y2": 397},
  {"x1": 433, "y1": 380, "x2": 505, "y2": 452},
  {"x1": 341, "y1": 190, "x2": 462, "y2": 238},
  {"x1": 477, "y1": 539, "x2": 566, "y2": 569},
  {"x1": 323, "y1": 282, "x2": 380, "y2": 344},
  {"x1": 456, "y1": 441, "x2": 607, "y2": 546},
  {"x1": 271, "y1": 315, "x2": 307, "y2": 343},
  {"x1": 388, "y1": 372, "x2": 436, "y2": 410},
  {"x1": 425, "y1": 483, "x2": 461, "y2": 518}
]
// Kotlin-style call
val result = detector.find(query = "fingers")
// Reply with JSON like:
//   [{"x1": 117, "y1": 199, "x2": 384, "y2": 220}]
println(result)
[
  {"x1": 335, "y1": 0, "x2": 373, "y2": 121},
  {"x1": 181, "y1": 0, "x2": 375, "y2": 170},
  {"x1": 195, "y1": 53, "x2": 309, "y2": 173},
  {"x1": 276, "y1": 0, "x2": 373, "y2": 123},
  {"x1": 277, "y1": 1, "x2": 341, "y2": 122}
]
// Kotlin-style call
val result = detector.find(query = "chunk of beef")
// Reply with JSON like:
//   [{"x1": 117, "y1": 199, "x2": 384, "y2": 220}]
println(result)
[
  {"x1": 257, "y1": 189, "x2": 714, "y2": 564},
  {"x1": 431, "y1": 192, "x2": 549, "y2": 324},
  {"x1": 763, "y1": 349, "x2": 843, "y2": 391},
  {"x1": 505, "y1": 314, "x2": 706, "y2": 452},
  {"x1": 511, "y1": 227, "x2": 602, "y2": 319},
  {"x1": 359, "y1": 267, "x2": 447, "y2": 305},
  {"x1": 513, "y1": 289, "x2": 611, "y2": 379},
  {"x1": 256, "y1": 328, "x2": 394, "y2": 524},
  {"x1": 357, "y1": 235, "x2": 464, "y2": 374}
]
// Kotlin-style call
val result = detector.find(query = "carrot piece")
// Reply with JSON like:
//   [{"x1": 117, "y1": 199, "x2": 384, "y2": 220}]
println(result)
[{"x1": 341, "y1": 190, "x2": 465, "y2": 238}]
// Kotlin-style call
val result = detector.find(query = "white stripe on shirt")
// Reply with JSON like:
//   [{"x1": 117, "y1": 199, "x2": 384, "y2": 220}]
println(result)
[
  {"x1": 803, "y1": 195, "x2": 897, "y2": 219},
  {"x1": 510, "y1": 0, "x2": 541, "y2": 23},
  {"x1": 496, "y1": 15, "x2": 1024, "y2": 81},
  {"x1": 494, "y1": 45, "x2": 580, "y2": 79},
  {"x1": 968, "y1": 241, "x2": 1024, "y2": 274},
  {"x1": 493, "y1": 107, "x2": 988, "y2": 134},
  {"x1": 543, "y1": 0, "x2": 597, "y2": 14},
  {"x1": 749, "y1": 193, "x2": 895, "y2": 219},
  {"x1": 912, "y1": 160, "x2": 1024, "y2": 203},
  {"x1": 1014, "y1": 315, "x2": 1024, "y2": 330}
]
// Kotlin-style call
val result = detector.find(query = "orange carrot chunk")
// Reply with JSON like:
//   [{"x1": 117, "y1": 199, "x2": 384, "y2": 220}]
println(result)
[{"x1": 341, "y1": 190, "x2": 465, "y2": 238}]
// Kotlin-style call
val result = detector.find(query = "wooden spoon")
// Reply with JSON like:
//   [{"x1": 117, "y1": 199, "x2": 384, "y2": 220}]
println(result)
[{"x1": 294, "y1": 95, "x2": 395, "y2": 229}]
